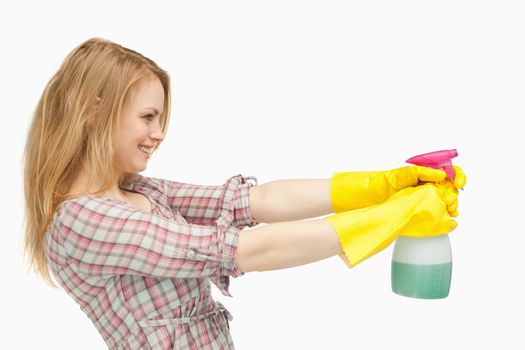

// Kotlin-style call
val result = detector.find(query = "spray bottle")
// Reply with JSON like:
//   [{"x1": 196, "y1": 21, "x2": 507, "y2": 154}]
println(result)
[{"x1": 391, "y1": 149, "x2": 458, "y2": 299}]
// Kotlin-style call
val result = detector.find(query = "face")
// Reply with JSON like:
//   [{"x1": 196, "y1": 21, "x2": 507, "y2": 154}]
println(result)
[{"x1": 114, "y1": 76, "x2": 165, "y2": 173}]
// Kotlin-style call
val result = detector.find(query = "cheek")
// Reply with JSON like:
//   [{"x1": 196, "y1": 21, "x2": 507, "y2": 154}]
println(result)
[
  {"x1": 133, "y1": 124, "x2": 151, "y2": 140},
  {"x1": 120, "y1": 126, "x2": 146, "y2": 145}
]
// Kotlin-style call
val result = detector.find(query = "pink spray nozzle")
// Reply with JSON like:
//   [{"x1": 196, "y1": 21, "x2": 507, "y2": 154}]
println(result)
[{"x1": 406, "y1": 149, "x2": 458, "y2": 181}]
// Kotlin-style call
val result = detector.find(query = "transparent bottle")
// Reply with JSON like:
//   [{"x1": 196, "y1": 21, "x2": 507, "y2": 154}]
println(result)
[{"x1": 391, "y1": 235, "x2": 452, "y2": 299}]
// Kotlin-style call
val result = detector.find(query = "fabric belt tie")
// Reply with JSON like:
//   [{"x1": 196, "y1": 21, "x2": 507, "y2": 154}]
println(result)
[{"x1": 138, "y1": 306, "x2": 233, "y2": 327}]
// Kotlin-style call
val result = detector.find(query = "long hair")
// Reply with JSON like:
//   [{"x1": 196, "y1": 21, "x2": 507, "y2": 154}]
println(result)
[{"x1": 22, "y1": 37, "x2": 171, "y2": 287}]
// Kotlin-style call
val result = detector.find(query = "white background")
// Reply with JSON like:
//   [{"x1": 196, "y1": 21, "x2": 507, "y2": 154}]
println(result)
[{"x1": 3, "y1": 0, "x2": 524, "y2": 349}]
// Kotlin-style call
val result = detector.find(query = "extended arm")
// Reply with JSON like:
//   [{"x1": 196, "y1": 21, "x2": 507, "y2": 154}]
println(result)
[
  {"x1": 248, "y1": 179, "x2": 332, "y2": 223},
  {"x1": 236, "y1": 181, "x2": 460, "y2": 273},
  {"x1": 247, "y1": 165, "x2": 458, "y2": 223},
  {"x1": 238, "y1": 167, "x2": 465, "y2": 272},
  {"x1": 235, "y1": 218, "x2": 342, "y2": 273}
]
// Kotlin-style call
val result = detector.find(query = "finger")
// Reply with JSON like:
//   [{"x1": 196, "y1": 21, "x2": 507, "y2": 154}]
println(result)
[
  {"x1": 444, "y1": 186, "x2": 458, "y2": 205},
  {"x1": 433, "y1": 181, "x2": 456, "y2": 203},
  {"x1": 443, "y1": 183, "x2": 459, "y2": 216},
  {"x1": 446, "y1": 188, "x2": 458, "y2": 206},
  {"x1": 448, "y1": 201, "x2": 458, "y2": 216},
  {"x1": 429, "y1": 182, "x2": 458, "y2": 217},
  {"x1": 452, "y1": 165, "x2": 467, "y2": 189},
  {"x1": 439, "y1": 177, "x2": 459, "y2": 194},
  {"x1": 447, "y1": 219, "x2": 458, "y2": 233},
  {"x1": 415, "y1": 165, "x2": 447, "y2": 182}
]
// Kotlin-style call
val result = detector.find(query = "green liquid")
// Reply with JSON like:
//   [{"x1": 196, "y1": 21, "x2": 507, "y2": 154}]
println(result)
[{"x1": 391, "y1": 261, "x2": 452, "y2": 299}]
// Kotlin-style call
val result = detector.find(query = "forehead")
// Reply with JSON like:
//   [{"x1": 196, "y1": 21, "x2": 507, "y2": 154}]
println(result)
[{"x1": 125, "y1": 76, "x2": 165, "y2": 111}]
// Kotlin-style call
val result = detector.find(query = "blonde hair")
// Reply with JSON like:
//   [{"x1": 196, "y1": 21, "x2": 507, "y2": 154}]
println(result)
[{"x1": 22, "y1": 37, "x2": 171, "y2": 287}]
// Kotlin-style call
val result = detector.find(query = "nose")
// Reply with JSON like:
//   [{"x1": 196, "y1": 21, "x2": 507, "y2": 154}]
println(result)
[
  {"x1": 151, "y1": 129, "x2": 165, "y2": 143},
  {"x1": 150, "y1": 124, "x2": 165, "y2": 143}
]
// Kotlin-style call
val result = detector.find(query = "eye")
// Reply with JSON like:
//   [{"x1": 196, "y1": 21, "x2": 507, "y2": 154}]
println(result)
[{"x1": 142, "y1": 114, "x2": 154, "y2": 122}]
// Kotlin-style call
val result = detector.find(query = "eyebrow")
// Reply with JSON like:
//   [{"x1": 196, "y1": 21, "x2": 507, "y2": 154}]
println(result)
[{"x1": 146, "y1": 107, "x2": 161, "y2": 115}]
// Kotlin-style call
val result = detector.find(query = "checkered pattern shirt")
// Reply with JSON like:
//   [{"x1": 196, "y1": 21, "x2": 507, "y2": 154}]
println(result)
[{"x1": 44, "y1": 173, "x2": 258, "y2": 349}]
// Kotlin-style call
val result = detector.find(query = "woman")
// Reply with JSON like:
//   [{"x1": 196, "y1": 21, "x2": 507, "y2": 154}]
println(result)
[{"x1": 22, "y1": 37, "x2": 465, "y2": 349}]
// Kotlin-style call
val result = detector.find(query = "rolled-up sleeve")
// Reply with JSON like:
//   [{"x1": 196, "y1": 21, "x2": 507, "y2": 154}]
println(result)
[
  {"x1": 150, "y1": 174, "x2": 259, "y2": 229},
  {"x1": 56, "y1": 196, "x2": 244, "y2": 296}
]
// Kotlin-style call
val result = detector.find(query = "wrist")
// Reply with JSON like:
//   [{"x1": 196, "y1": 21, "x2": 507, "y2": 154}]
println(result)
[{"x1": 330, "y1": 171, "x2": 394, "y2": 213}]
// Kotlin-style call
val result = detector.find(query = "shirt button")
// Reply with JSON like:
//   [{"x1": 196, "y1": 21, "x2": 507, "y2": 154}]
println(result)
[{"x1": 187, "y1": 250, "x2": 195, "y2": 258}]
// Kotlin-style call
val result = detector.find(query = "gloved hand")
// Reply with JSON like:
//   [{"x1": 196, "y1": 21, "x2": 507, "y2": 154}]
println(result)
[
  {"x1": 325, "y1": 182, "x2": 458, "y2": 268},
  {"x1": 436, "y1": 165, "x2": 467, "y2": 217},
  {"x1": 330, "y1": 165, "x2": 466, "y2": 213}
]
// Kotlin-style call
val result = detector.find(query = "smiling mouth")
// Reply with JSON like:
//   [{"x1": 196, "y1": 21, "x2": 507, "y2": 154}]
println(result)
[{"x1": 138, "y1": 145, "x2": 153, "y2": 156}]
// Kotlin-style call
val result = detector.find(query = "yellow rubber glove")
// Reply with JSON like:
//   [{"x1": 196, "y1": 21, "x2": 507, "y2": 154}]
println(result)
[
  {"x1": 330, "y1": 165, "x2": 467, "y2": 213},
  {"x1": 330, "y1": 165, "x2": 447, "y2": 213},
  {"x1": 326, "y1": 182, "x2": 458, "y2": 268},
  {"x1": 436, "y1": 165, "x2": 467, "y2": 217}
]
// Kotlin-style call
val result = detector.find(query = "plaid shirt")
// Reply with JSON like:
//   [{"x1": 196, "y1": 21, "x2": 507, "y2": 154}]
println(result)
[{"x1": 44, "y1": 174, "x2": 258, "y2": 349}]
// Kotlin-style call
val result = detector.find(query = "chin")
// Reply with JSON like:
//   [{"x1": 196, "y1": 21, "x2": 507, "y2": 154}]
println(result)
[{"x1": 128, "y1": 163, "x2": 147, "y2": 173}]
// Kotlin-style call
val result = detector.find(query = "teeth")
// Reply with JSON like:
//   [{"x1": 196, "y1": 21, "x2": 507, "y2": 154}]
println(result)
[{"x1": 139, "y1": 146, "x2": 152, "y2": 154}]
